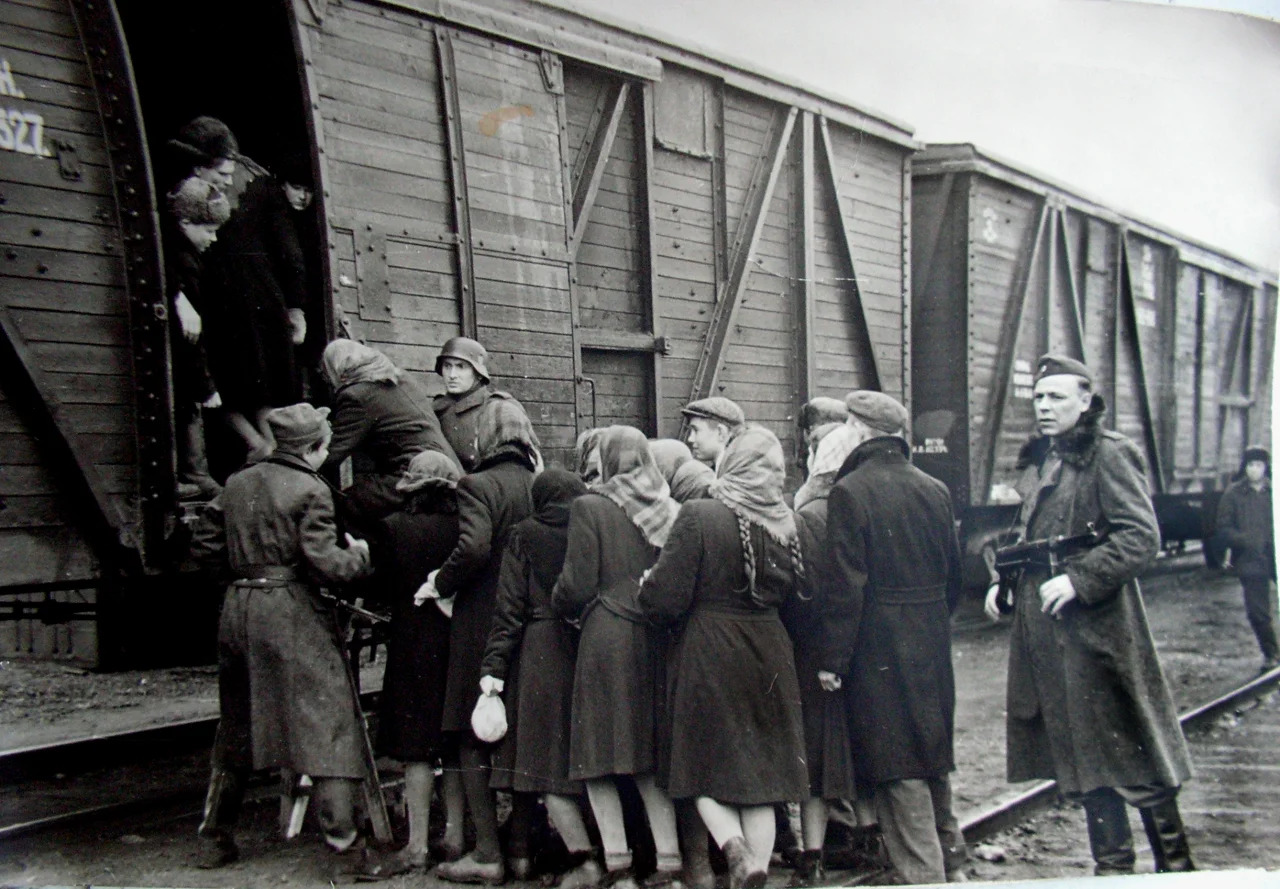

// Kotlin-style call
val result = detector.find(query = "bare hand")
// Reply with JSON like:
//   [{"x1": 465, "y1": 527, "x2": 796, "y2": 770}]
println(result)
[
  {"x1": 983, "y1": 584, "x2": 1003, "y2": 622},
  {"x1": 818, "y1": 671, "x2": 842, "y2": 692},
  {"x1": 175, "y1": 291, "x2": 202, "y2": 342},
  {"x1": 288, "y1": 308, "x2": 307, "y2": 345},
  {"x1": 202, "y1": 391, "x2": 223, "y2": 410},
  {"x1": 1039, "y1": 574, "x2": 1077, "y2": 617},
  {"x1": 344, "y1": 532, "x2": 370, "y2": 558}
]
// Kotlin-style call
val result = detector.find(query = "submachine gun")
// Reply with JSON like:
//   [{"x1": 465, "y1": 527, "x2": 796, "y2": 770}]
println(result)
[{"x1": 993, "y1": 522, "x2": 1104, "y2": 614}]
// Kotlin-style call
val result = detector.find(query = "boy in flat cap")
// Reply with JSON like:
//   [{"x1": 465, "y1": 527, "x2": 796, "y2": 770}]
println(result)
[
  {"x1": 984, "y1": 354, "x2": 1194, "y2": 875},
  {"x1": 681, "y1": 396, "x2": 745, "y2": 468},
  {"x1": 193, "y1": 403, "x2": 375, "y2": 869},
  {"x1": 818, "y1": 390, "x2": 966, "y2": 884},
  {"x1": 1216, "y1": 445, "x2": 1279, "y2": 672}
]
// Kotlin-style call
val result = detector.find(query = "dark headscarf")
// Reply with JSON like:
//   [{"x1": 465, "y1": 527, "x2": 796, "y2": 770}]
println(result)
[{"x1": 524, "y1": 469, "x2": 588, "y2": 590}]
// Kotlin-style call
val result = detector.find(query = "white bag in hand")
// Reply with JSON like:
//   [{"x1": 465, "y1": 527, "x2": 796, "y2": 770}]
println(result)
[{"x1": 471, "y1": 693, "x2": 507, "y2": 743}]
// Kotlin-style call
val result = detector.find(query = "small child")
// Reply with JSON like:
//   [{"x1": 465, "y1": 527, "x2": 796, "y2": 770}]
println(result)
[
  {"x1": 163, "y1": 175, "x2": 230, "y2": 500},
  {"x1": 192, "y1": 403, "x2": 374, "y2": 868}
]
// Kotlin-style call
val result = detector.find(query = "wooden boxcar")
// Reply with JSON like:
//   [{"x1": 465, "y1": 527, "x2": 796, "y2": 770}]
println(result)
[
  {"x1": 910, "y1": 143, "x2": 1276, "y2": 580},
  {"x1": 0, "y1": 0, "x2": 916, "y2": 663}
]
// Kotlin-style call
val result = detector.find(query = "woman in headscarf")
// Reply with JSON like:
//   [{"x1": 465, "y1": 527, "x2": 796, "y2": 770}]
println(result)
[
  {"x1": 649, "y1": 439, "x2": 715, "y2": 504},
  {"x1": 553, "y1": 426, "x2": 683, "y2": 889},
  {"x1": 639, "y1": 426, "x2": 808, "y2": 889},
  {"x1": 320, "y1": 339, "x2": 459, "y2": 533},
  {"x1": 788, "y1": 424, "x2": 861, "y2": 886},
  {"x1": 478, "y1": 469, "x2": 599, "y2": 889},
  {"x1": 423, "y1": 399, "x2": 539, "y2": 885},
  {"x1": 361, "y1": 451, "x2": 463, "y2": 878},
  {"x1": 575, "y1": 427, "x2": 604, "y2": 484}
]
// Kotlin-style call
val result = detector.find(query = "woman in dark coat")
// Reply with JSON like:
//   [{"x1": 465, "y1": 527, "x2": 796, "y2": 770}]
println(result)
[
  {"x1": 553, "y1": 426, "x2": 683, "y2": 888},
  {"x1": 639, "y1": 426, "x2": 808, "y2": 889},
  {"x1": 320, "y1": 339, "x2": 460, "y2": 532},
  {"x1": 422, "y1": 399, "x2": 539, "y2": 884},
  {"x1": 366, "y1": 451, "x2": 462, "y2": 876},
  {"x1": 479, "y1": 470, "x2": 601, "y2": 889},
  {"x1": 788, "y1": 424, "x2": 858, "y2": 886}
]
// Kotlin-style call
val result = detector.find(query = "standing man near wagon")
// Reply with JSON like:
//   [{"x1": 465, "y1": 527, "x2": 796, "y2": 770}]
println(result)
[
  {"x1": 1216, "y1": 445, "x2": 1279, "y2": 673},
  {"x1": 681, "y1": 397, "x2": 746, "y2": 468},
  {"x1": 984, "y1": 355, "x2": 1195, "y2": 875},
  {"x1": 434, "y1": 336, "x2": 532, "y2": 472},
  {"x1": 818, "y1": 391, "x2": 965, "y2": 885}
]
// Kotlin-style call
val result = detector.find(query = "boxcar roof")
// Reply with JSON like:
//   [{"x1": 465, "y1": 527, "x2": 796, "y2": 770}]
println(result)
[
  {"x1": 914, "y1": 143, "x2": 1273, "y2": 286},
  {"x1": 382, "y1": 0, "x2": 920, "y2": 148}
]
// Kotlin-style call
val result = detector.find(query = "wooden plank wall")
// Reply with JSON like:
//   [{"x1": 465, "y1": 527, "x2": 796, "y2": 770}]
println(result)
[
  {"x1": 1172, "y1": 264, "x2": 1202, "y2": 483},
  {"x1": 1078, "y1": 215, "x2": 1119, "y2": 417},
  {"x1": 0, "y1": 0, "x2": 137, "y2": 605}
]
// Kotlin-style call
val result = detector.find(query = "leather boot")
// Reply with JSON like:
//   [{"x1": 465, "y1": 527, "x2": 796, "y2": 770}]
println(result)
[
  {"x1": 721, "y1": 837, "x2": 765, "y2": 889},
  {"x1": 1082, "y1": 789, "x2": 1135, "y2": 876},
  {"x1": 196, "y1": 767, "x2": 244, "y2": 868},
  {"x1": 1139, "y1": 800, "x2": 1195, "y2": 873},
  {"x1": 788, "y1": 850, "x2": 824, "y2": 888}
]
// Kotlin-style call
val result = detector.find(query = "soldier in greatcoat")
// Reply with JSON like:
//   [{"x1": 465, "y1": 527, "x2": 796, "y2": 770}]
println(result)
[
  {"x1": 818, "y1": 391, "x2": 965, "y2": 885},
  {"x1": 983, "y1": 354, "x2": 1195, "y2": 875},
  {"x1": 433, "y1": 336, "x2": 532, "y2": 471},
  {"x1": 192, "y1": 403, "x2": 374, "y2": 868}
]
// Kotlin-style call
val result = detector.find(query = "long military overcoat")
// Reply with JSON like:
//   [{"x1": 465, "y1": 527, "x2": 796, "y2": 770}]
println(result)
[
  {"x1": 434, "y1": 385, "x2": 525, "y2": 471},
  {"x1": 820, "y1": 436, "x2": 962, "y2": 789},
  {"x1": 1005, "y1": 406, "x2": 1193, "y2": 794}
]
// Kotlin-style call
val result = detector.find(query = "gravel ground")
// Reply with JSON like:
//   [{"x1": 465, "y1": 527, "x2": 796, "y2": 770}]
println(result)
[{"x1": 1, "y1": 555, "x2": 1275, "y2": 888}]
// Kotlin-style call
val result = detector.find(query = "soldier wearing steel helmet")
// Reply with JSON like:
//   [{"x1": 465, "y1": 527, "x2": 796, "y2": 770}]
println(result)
[{"x1": 433, "y1": 336, "x2": 534, "y2": 471}]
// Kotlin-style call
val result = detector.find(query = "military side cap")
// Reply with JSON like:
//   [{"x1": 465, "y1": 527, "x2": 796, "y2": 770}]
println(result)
[
  {"x1": 844, "y1": 390, "x2": 908, "y2": 434},
  {"x1": 681, "y1": 396, "x2": 745, "y2": 427},
  {"x1": 266, "y1": 403, "x2": 331, "y2": 453},
  {"x1": 1035, "y1": 353, "x2": 1093, "y2": 385}
]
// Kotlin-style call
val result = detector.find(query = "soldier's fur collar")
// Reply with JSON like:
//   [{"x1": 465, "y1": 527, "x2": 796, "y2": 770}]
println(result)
[{"x1": 1016, "y1": 394, "x2": 1107, "y2": 470}]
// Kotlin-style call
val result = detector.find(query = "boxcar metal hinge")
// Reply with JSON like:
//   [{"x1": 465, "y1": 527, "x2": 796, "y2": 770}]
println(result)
[{"x1": 540, "y1": 51, "x2": 564, "y2": 95}]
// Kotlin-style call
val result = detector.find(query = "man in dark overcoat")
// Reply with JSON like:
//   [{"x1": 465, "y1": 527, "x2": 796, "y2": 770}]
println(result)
[
  {"x1": 983, "y1": 355, "x2": 1195, "y2": 874},
  {"x1": 819, "y1": 391, "x2": 965, "y2": 885},
  {"x1": 433, "y1": 336, "x2": 529, "y2": 471}
]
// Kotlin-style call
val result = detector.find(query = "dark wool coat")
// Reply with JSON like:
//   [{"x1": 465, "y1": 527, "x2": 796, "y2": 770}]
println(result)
[
  {"x1": 821, "y1": 436, "x2": 961, "y2": 789},
  {"x1": 1217, "y1": 479, "x2": 1275, "y2": 579},
  {"x1": 1005, "y1": 404, "x2": 1192, "y2": 794},
  {"x1": 552, "y1": 494, "x2": 663, "y2": 781},
  {"x1": 162, "y1": 218, "x2": 217, "y2": 406},
  {"x1": 203, "y1": 176, "x2": 308, "y2": 414},
  {"x1": 373, "y1": 495, "x2": 459, "y2": 763},
  {"x1": 639, "y1": 499, "x2": 808, "y2": 805},
  {"x1": 193, "y1": 453, "x2": 372, "y2": 777},
  {"x1": 325, "y1": 376, "x2": 461, "y2": 527},
  {"x1": 481, "y1": 518, "x2": 582, "y2": 794},
  {"x1": 434, "y1": 386, "x2": 523, "y2": 472},
  {"x1": 435, "y1": 455, "x2": 535, "y2": 734},
  {"x1": 792, "y1": 494, "x2": 857, "y2": 800}
]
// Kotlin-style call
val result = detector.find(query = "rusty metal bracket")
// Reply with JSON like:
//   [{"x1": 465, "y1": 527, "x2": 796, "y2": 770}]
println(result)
[
  {"x1": 67, "y1": 0, "x2": 173, "y2": 567},
  {"x1": 353, "y1": 226, "x2": 390, "y2": 320},
  {"x1": 539, "y1": 50, "x2": 564, "y2": 95},
  {"x1": 53, "y1": 139, "x2": 81, "y2": 181}
]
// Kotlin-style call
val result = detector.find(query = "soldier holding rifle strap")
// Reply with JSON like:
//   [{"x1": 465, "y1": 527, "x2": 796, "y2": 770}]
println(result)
[{"x1": 984, "y1": 355, "x2": 1194, "y2": 875}]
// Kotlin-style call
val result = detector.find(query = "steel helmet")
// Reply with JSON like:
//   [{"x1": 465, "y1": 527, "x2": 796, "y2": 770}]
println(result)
[{"x1": 435, "y1": 336, "x2": 491, "y2": 383}]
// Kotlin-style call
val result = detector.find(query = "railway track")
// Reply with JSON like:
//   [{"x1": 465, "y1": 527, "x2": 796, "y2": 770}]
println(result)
[{"x1": 2, "y1": 667, "x2": 1277, "y2": 872}]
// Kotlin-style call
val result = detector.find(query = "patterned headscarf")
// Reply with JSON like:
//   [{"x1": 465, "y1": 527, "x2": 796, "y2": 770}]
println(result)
[
  {"x1": 476, "y1": 399, "x2": 540, "y2": 471},
  {"x1": 794, "y1": 424, "x2": 859, "y2": 511},
  {"x1": 592, "y1": 426, "x2": 680, "y2": 548},
  {"x1": 322, "y1": 339, "x2": 401, "y2": 389},
  {"x1": 575, "y1": 427, "x2": 603, "y2": 483},
  {"x1": 648, "y1": 439, "x2": 693, "y2": 481},
  {"x1": 396, "y1": 449, "x2": 463, "y2": 494}
]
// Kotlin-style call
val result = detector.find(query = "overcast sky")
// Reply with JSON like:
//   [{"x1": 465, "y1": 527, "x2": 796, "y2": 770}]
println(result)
[{"x1": 543, "y1": 0, "x2": 1280, "y2": 273}]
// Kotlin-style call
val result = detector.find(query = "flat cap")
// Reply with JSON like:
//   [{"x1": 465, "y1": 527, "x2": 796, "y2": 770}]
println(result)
[
  {"x1": 681, "y1": 396, "x2": 745, "y2": 427},
  {"x1": 845, "y1": 390, "x2": 908, "y2": 434},
  {"x1": 799, "y1": 396, "x2": 849, "y2": 431},
  {"x1": 265, "y1": 403, "x2": 331, "y2": 454},
  {"x1": 1035, "y1": 353, "x2": 1093, "y2": 385}
]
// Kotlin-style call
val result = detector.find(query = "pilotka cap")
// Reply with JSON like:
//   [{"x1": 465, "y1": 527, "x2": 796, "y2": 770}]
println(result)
[
  {"x1": 681, "y1": 396, "x2": 745, "y2": 427},
  {"x1": 265, "y1": 403, "x2": 331, "y2": 454},
  {"x1": 1035, "y1": 354, "x2": 1094, "y2": 385},
  {"x1": 845, "y1": 390, "x2": 909, "y2": 434}
]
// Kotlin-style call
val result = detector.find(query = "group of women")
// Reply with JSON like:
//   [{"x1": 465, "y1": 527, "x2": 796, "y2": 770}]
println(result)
[{"x1": 321, "y1": 332, "x2": 873, "y2": 889}]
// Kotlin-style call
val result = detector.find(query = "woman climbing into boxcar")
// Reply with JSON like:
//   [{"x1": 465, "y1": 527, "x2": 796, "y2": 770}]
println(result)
[
  {"x1": 319, "y1": 339, "x2": 459, "y2": 533},
  {"x1": 417, "y1": 399, "x2": 540, "y2": 884},
  {"x1": 639, "y1": 426, "x2": 808, "y2": 889},
  {"x1": 788, "y1": 424, "x2": 861, "y2": 887},
  {"x1": 648, "y1": 439, "x2": 714, "y2": 504},
  {"x1": 553, "y1": 425, "x2": 684, "y2": 889},
  {"x1": 434, "y1": 337, "x2": 532, "y2": 472},
  {"x1": 478, "y1": 468, "x2": 601, "y2": 889},
  {"x1": 359, "y1": 450, "x2": 463, "y2": 879}
]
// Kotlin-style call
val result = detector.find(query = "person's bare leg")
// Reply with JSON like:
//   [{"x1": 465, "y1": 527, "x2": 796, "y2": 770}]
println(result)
[
  {"x1": 636, "y1": 773, "x2": 681, "y2": 869},
  {"x1": 404, "y1": 762, "x2": 434, "y2": 858},
  {"x1": 740, "y1": 806, "x2": 776, "y2": 874},
  {"x1": 800, "y1": 797, "x2": 827, "y2": 851},
  {"x1": 546, "y1": 793, "x2": 602, "y2": 889}
]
